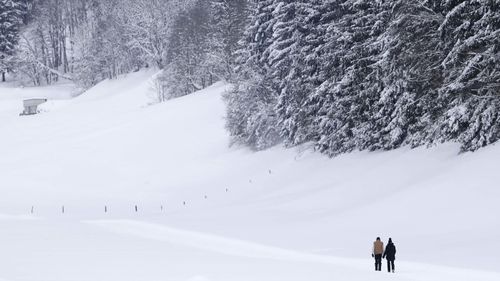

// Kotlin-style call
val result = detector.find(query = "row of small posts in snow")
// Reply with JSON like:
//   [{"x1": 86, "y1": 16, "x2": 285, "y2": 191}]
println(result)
[
  {"x1": 28, "y1": 169, "x2": 273, "y2": 215},
  {"x1": 28, "y1": 187, "x2": 234, "y2": 214}
]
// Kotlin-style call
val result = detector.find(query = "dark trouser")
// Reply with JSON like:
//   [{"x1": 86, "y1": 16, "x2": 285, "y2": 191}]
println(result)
[
  {"x1": 374, "y1": 254, "x2": 382, "y2": 271},
  {"x1": 387, "y1": 259, "x2": 395, "y2": 272}
]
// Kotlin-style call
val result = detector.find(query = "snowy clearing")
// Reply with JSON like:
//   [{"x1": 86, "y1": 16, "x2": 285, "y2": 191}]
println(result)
[{"x1": 0, "y1": 70, "x2": 499, "y2": 281}]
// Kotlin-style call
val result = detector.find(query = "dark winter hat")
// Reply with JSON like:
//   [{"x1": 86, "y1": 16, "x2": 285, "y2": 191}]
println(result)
[
  {"x1": 388, "y1": 238, "x2": 392, "y2": 243},
  {"x1": 376, "y1": 237, "x2": 380, "y2": 240}
]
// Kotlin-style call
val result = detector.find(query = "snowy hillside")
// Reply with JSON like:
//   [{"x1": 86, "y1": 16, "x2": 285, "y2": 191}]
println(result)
[{"x1": 0, "y1": 71, "x2": 499, "y2": 281}]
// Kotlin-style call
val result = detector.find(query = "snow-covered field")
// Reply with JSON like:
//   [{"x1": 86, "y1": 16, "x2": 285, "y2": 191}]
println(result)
[{"x1": 0, "y1": 71, "x2": 499, "y2": 281}]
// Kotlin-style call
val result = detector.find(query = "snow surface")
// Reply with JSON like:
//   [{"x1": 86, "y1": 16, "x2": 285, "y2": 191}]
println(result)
[{"x1": 0, "y1": 70, "x2": 499, "y2": 281}]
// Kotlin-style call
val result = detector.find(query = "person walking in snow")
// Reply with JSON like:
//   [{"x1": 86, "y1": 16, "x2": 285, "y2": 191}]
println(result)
[
  {"x1": 383, "y1": 238, "x2": 397, "y2": 273},
  {"x1": 372, "y1": 237, "x2": 384, "y2": 271}
]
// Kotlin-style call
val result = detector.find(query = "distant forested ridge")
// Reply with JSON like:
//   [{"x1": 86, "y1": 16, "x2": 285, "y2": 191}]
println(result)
[{"x1": 2, "y1": 0, "x2": 499, "y2": 154}]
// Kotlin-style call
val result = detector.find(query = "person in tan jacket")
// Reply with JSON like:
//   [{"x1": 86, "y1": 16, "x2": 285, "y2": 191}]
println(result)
[{"x1": 372, "y1": 237, "x2": 384, "y2": 271}]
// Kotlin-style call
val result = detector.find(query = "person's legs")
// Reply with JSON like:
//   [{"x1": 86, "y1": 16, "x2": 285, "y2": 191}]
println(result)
[
  {"x1": 387, "y1": 260, "x2": 395, "y2": 272},
  {"x1": 375, "y1": 254, "x2": 382, "y2": 271}
]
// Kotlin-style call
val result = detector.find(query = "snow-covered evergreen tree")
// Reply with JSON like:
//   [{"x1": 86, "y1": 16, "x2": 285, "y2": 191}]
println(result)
[
  {"x1": 0, "y1": 0, "x2": 24, "y2": 82},
  {"x1": 303, "y1": 0, "x2": 390, "y2": 155},
  {"x1": 224, "y1": 0, "x2": 281, "y2": 150},
  {"x1": 371, "y1": 0, "x2": 444, "y2": 149},
  {"x1": 437, "y1": 0, "x2": 500, "y2": 151},
  {"x1": 209, "y1": 0, "x2": 249, "y2": 81},
  {"x1": 271, "y1": 0, "x2": 324, "y2": 146}
]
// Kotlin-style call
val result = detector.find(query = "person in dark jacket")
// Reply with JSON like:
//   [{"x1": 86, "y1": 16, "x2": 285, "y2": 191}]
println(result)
[
  {"x1": 383, "y1": 238, "x2": 397, "y2": 273},
  {"x1": 372, "y1": 237, "x2": 384, "y2": 271}
]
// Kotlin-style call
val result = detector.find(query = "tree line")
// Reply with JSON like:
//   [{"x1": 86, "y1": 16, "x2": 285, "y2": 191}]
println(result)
[
  {"x1": 2, "y1": 0, "x2": 500, "y2": 154},
  {"x1": 0, "y1": 0, "x2": 248, "y2": 94},
  {"x1": 225, "y1": 0, "x2": 500, "y2": 154}
]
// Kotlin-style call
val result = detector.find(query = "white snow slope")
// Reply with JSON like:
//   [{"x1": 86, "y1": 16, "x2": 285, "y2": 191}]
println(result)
[{"x1": 0, "y1": 70, "x2": 499, "y2": 281}]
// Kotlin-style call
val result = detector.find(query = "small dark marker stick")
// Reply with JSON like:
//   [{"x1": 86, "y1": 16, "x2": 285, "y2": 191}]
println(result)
[
  {"x1": 31, "y1": 206, "x2": 34, "y2": 214},
  {"x1": 105, "y1": 206, "x2": 108, "y2": 213},
  {"x1": 135, "y1": 205, "x2": 138, "y2": 212},
  {"x1": 62, "y1": 206, "x2": 65, "y2": 214}
]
